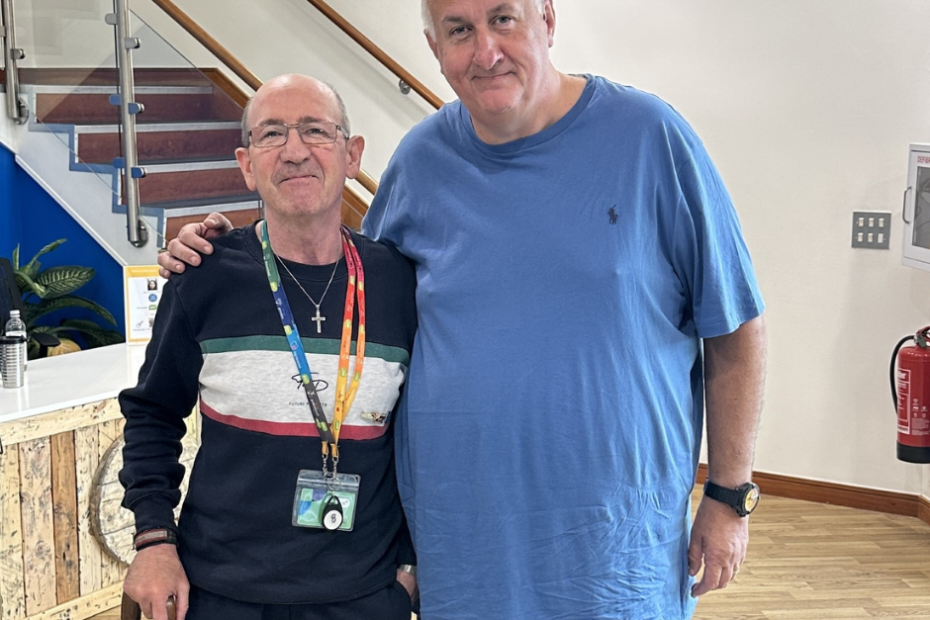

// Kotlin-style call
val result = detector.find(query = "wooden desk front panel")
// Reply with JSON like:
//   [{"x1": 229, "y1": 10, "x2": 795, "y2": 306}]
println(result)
[{"x1": 0, "y1": 399, "x2": 126, "y2": 620}]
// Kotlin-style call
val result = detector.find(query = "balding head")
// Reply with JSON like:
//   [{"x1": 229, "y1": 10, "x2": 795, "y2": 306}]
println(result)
[
  {"x1": 234, "y1": 73, "x2": 365, "y2": 228},
  {"x1": 241, "y1": 74, "x2": 351, "y2": 147}
]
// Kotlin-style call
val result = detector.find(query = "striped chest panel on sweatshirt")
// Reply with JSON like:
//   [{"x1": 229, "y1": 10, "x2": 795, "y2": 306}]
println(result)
[{"x1": 198, "y1": 336, "x2": 409, "y2": 439}]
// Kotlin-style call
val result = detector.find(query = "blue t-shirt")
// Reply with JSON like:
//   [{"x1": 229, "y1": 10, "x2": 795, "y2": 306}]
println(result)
[{"x1": 363, "y1": 75, "x2": 764, "y2": 620}]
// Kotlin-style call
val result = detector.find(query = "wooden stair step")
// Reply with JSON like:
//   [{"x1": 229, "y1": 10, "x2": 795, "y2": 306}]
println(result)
[
  {"x1": 135, "y1": 165, "x2": 253, "y2": 205},
  {"x1": 36, "y1": 90, "x2": 241, "y2": 125},
  {"x1": 76, "y1": 122, "x2": 241, "y2": 165}
]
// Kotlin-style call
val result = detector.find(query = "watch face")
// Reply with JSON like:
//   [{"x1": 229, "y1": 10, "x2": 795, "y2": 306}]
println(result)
[{"x1": 743, "y1": 484, "x2": 761, "y2": 514}]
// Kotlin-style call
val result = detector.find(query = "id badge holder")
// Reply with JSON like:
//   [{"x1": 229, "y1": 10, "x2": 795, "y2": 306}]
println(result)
[{"x1": 292, "y1": 470, "x2": 361, "y2": 532}]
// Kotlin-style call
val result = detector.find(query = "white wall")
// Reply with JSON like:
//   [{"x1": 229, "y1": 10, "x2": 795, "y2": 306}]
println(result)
[{"x1": 16, "y1": 0, "x2": 929, "y2": 498}]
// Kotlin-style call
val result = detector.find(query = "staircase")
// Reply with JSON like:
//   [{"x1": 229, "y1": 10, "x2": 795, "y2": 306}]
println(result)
[{"x1": 10, "y1": 67, "x2": 262, "y2": 252}]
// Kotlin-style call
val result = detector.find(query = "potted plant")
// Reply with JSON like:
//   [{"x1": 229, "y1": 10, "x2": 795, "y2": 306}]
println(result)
[{"x1": 12, "y1": 238, "x2": 124, "y2": 358}]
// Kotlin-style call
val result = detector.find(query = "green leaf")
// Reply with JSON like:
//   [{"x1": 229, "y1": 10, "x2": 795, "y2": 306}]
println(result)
[
  {"x1": 31, "y1": 325, "x2": 76, "y2": 336},
  {"x1": 34, "y1": 266, "x2": 94, "y2": 299},
  {"x1": 14, "y1": 271, "x2": 29, "y2": 294},
  {"x1": 82, "y1": 328, "x2": 125, "y2": 348},
  {"x1": 21, "y1": 238, "x2": 66, "y2": 279},
  {"x1": 22, "y1": 301, "x2": 41, "y2": 325},
  {"x1": 60, "y1": 318, "x2": 103, "y2": 331},
  {"x1": 60, "y1": 319, "x2": 124, "y2": 348},
  {"x1": 30, "y1": 295, "x2": 117, "y2": 327},
  {"x1": 14, "y1": 270, "x2": 48, "y2": 299},
  {"x1": 8, "y1": 239, "x2": 121, "y2": 353},
  {"x1": 27, "y1": 339, "x2": 40, "y2": 360}
]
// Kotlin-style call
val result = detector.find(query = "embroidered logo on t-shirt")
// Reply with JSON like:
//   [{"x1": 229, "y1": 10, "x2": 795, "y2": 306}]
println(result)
[{"x1": 608, "y1": 206, "x2": 618, "y2": 225}]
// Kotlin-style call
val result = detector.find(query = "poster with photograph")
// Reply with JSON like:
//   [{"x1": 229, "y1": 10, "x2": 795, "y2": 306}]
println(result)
[{"x1": 124, "y1": 265, "x2": 166, "y2": 344}]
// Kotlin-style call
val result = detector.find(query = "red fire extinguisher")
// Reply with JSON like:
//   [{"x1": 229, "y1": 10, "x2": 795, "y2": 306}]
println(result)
[{"x1": 891, "y1": 327, "x2": 930, "y2": 463}]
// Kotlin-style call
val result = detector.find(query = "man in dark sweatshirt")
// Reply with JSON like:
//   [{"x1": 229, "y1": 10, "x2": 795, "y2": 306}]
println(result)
[{"x1": 119, "y1": 74, "x2": 418, "y2": 620}]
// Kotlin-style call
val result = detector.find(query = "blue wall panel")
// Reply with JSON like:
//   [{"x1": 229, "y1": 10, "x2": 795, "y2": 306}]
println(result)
[
  {"x1": 0, "y1": 144, "x2": 125, "y2": 335},
  {"x1": 0, "y1": 145, "x2": 20, "y2": 260}
]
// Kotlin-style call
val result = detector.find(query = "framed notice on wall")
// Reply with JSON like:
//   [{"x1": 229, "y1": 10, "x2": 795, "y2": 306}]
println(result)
[{"x1": 124, "y1": 265, "x2": 166, "y2": 344}]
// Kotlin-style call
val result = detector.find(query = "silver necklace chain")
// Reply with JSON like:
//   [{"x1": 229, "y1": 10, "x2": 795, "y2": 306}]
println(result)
[{"x1": 275, "y1": 254, "x2": 339, "y2": 311}]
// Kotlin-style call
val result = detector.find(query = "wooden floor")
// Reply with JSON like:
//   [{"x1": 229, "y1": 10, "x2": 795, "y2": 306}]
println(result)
[
  {"x1": 90, "y1": 488, "x2": 930, "y2": 620},
  {"x1": 692, "y1": 490, "x2": 930, "y2": 620}
]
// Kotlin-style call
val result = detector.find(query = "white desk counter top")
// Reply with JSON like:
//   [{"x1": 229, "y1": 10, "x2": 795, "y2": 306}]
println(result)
[{"x1": 0, "y1": 343, "x2": 146, "y2": 424}]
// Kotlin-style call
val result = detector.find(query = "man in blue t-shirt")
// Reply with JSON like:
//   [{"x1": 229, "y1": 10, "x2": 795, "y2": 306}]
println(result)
[{"x1": 160, "y1": 1, "x2": 766, "y2": 618}]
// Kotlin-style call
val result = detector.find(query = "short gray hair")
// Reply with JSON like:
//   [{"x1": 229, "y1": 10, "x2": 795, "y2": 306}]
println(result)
[
  {"x1": 240, "y1": 82, "x2": 352, "y2": 147},
  {"x1": 421, "y1": 0, "x2": 546, "y2": 38}
]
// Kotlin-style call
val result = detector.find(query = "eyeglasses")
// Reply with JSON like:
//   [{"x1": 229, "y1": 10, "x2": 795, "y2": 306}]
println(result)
[{"x1": 249, "y1": 121, "x2": 349, "y2": 149}]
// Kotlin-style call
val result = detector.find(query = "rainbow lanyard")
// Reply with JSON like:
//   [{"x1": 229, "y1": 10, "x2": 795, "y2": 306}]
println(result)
[{"x1": 259, "y1": 221, "x2": 366, "y2": 474}]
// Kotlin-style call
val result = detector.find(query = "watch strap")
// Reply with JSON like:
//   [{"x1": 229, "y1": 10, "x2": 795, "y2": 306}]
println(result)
[
  {"x1": 703, "y1": 480, "x2": 757, "y2": 516},
  {"x1": 133, "y1": 528, "x2": 178, "y2": 551}
]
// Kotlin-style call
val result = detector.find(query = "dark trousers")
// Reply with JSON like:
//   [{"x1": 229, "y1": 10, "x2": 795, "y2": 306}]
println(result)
[{"x1": 188, "y1": 582, "x2": 413, "y2": 620}]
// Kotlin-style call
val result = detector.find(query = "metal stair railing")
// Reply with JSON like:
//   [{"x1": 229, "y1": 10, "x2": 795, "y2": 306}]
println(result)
[
  {"x1": 1, "y1": 0, "x2": 28, "y2": 124},
  {"x1": 107, "y1": 0, "x2": 149, "y2": 247}
]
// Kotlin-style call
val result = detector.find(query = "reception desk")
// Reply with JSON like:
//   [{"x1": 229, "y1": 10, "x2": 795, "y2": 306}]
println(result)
[{"x1": 0, "y1": 345, "x2": 146, "y2": 620}]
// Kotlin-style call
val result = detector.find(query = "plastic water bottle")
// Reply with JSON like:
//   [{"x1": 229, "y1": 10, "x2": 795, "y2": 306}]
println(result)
[{"x1": 4, "y1": 309, "x2": 27, "y2": 371}]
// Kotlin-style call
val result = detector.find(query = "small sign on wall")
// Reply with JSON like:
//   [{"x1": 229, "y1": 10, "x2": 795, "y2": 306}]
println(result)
[{"x1": 124, "y1": 266, "x2": 165, "y2": 344}]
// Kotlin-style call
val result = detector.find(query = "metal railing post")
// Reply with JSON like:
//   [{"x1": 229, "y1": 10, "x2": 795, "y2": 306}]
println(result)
[
  {"x1": 1, "y1": 0, "x2": 28, "y2": 124},
  {"x1": 107, "y1": 0, "x2": 148, "y2": 248}
]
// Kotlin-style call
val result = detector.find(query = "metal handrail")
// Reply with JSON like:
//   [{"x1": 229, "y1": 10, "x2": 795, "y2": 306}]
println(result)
[
  {"x1": 304, "y1": 0, "x2": 443, "y2": 111},
  {"x1": 109, "y1": 0, "x2": 148, "y2": 247},
  {"x1": 1, "y1": 0, "x2": 28, "y2": 123}
]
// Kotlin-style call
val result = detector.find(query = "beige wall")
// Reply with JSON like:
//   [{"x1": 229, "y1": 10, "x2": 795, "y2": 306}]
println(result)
[{"x1": 87, "y1": 0, "x2": 930, "y2": 502}]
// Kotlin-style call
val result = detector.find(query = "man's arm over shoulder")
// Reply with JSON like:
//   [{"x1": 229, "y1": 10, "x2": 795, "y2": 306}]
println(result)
[{"x1": 157, "y1": 212, "x2": 234, "y2": 277}]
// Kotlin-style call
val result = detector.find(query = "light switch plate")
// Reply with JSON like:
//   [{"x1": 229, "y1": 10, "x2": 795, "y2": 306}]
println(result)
[{"x1": 852, "y1": 211, "x2": 891, "y2": 249}]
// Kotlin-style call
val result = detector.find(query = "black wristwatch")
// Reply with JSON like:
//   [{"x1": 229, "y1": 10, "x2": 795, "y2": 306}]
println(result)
[{"x1": 703, "y1": 480, "x2": 760, "y2": 517}]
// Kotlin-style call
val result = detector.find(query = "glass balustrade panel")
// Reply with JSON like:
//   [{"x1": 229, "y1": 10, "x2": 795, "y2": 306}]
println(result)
[{"x1": 13, "y1": 0, "x2": 125, "y2": 196}]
